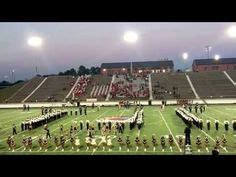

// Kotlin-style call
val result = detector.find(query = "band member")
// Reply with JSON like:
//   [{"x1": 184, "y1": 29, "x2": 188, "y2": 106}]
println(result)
[
  {"x1": 12, "y1": 124, "x2": 17, "y2": 135},
  {"x1": 79, "y1": 106, "x2": 82, "y2": 115},
  {"x1": 92, "y1": 102, "x2": 95, "y2": 109},
  {"x1": 87, "y1": 126, "x2": 93, "y2": 138},
  {"x1": 224, "y1": 120, "x2": 229, "y2": 131},
  {"x1": 215, "y1": 137, "x2": 220, "y2": 149},
  {"x1": 70, "y1": 125, "x2": 73, "y2": 137},
  {"x1": 75, "y1": 138, "x2": 81, "y2": 151},
  {"x1": 54, "y1": 136, "x2": 60, "y2": 150},
  {"x1": 60, "y1": 124, "x2": 63, "y2": 134},
  {"x1": 215, "y1": 120, "x2": 219, "y2": 131},
  {"x1": 98, "y1": 121, "x2": 101, "y2": 130},
  {"x1": 107, "y1": 138, "x2": 113, "y2": 152},
  {"x1": 196, "y1": 136, "x2": 202, "y2": 152},
  {"x1": 200, "y1": 105, "x2": 203, "y2": 114},
  {"x1": 99, "y1": 136, "x2": 107, "y2": 151},
  {"x1": 70, "y1": 110, "x2": 73, "y2": 116},
  {"x1": 10, "y1": 137, "x2": 16, "y2": 152},
  {"x1": 85, "y1": 137, "x2": 92, "y2": 151},
  {"x1": 97, "y1": 105, "x2": 101, "y2": 111},
  {"x1": 38, "y1": 137, "x2": 43, "y2": 151},
  {"x1": 117, "y1": 136, "x2": 123, "y2": 151},
  {"x1": 91, "y1": 138, "x2": 97, "y2": 152},
  {"x1": 222, "y1": 134, "x2": 227, "y2": 147},
  {"x1": 161, "y1": 136, "x2": 166, "y2": 151},
  {"x1": 143, "y1": 136, "x2": 148, "y2": 152},
  {"x1": 46, "y1": 128, "x2": 51, "y2": 139},
  {"x1": 70, "y1": 137, "x2": 75, "y2": 150},
  {"x1": 152, "y1": 134, "x2": 158, "y2": 151},
  {"x1": 126, "y1": 136, "x2": 131, "y2": 152},
  {"x1": 108, "y1": 121, "x2": 112, "y2": 131},
  {"x1": 75, "y1": 110, "x2": 78, "y2": 116},
  {"x1": 84, "y1": 105, "x2": 87, "y2": 115},
  {"x1": 60, "y1": 135, "x2": 65, "y2": 151},
  {"x1": 178, "y1": 136, "x2": 183, "y2": 148},
  {"x1": 189, "y1": 105, "x2": 192, "y2": 113},
  {"x1": 78, "y1": 120, "x2": 83, "y2": 131},
  {"x1": 86, "y1": 120, "x2": 90, "y2": 131},
  {"x1": 168, "y1": 134, "x2": 174, "y2": 149},
  {"x1": 206, "y1": 120, "x2": 211, "y2": 131},
  {"x1": 7, "y1": 136, "x2": 12, "y2": 151},
  {"x1": 22, "y1": 137, "x2": 28, "y2": 151},
  {"x1": 199, "y1": 119, "x2": 203, "y2": 130},
  {"x1": 27, "y1": 137, "x2": 32, "y2": 151},
  {"x1": 21, "y1": 122, "x2": 24, "y2": 131},
  {"x1": 204, "y1": 136, "x2": 209, "y2": 148},
  {"x1": 194, "y1": 104, "x2": 198, "y2": 114},
  {"x1": 43, "y1": 138, "x2": 48, "y2": 152},
  {"x1": 232, "y1": 120, "x2": 236, "y2": 131},
  {"x1": 135, "y1": 136, "x2": 141, "y2": 151}
]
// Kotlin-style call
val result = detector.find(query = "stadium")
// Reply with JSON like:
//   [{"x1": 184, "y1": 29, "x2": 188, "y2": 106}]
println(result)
[{"x1": 1, "y1": 23, "x2": 236, "y2": 155}]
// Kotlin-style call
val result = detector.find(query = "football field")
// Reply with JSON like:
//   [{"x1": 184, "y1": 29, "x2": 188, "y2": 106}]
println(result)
[{"x1": 0, "y1": 105, "x2": 236, "y2": 155}]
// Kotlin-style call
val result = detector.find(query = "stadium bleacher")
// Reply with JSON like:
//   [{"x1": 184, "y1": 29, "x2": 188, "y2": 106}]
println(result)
[
  {"x1": 151, "y1": 72, "x2": 195, "y2": 99},
  {"x1": 26, "y1": 76, "x2": 76, "y2": 102},
  {"x1": 7, "y1": 76, "x2": 45, "y2": 103},
  {"x1": 188, "y1": 71, "x2": 236, "y2": 98},
  {"x1": 71, "y1": 75, "x2": 112, "y2": 101},
  {"x1": 226, "y1": 70, "x2": 236, "y2": 82}
]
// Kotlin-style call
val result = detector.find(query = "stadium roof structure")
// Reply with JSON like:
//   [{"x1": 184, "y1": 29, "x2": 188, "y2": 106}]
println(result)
[
  {"x1": 101, "y1": 60, "x2": 174, "y2": 69},
  {"x1": 193, "y1": 58, "x2": 236, "y2": 65}
]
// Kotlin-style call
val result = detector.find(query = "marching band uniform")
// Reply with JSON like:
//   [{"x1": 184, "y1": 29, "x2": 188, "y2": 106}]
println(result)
[
  {"x1": 27, "y1": 137, "x2": 32, "y2": 151},
  {"x1": 178, "y1": 136, "x2": 183, "y2": 148},
  {"x1": 80, "y1": 120, "x2": 83, "y2": 131},
  {"x1": 60, "y1": 135, "x2": 65, "y2": 151},
  {"x1": 126, "y1": 136, "x2": 131, "y2": 152},
  {"x1": 206, "y1": 120, "x2": 210, "y2": 130},
  {"x1": 204, "y1": 137, "x2": 209, "y2": 147},
  {"x1": 215, "y1": 120, "x2": 219, "y2": 131},
  {"x1": 7, "y1": 136, "x2": 12, "y2": 151},
  {"x1": 215, "y1": 137, "x2": 220, "y2": 149},
  {"x1": 196, "y1": 136, "x2": 202, "y2": 151},
  {"x1": 168, "y1": 134, "x2": 174, "y2": 147},
  {"x1": 152, "y1": 135, "x2": 158, "y2": 151},
  {"x1": 232, "y1": 120, "x2": 236, "y2": 131},
  {"x1": 38, "y1": 138, "x2": 43, "y2": 150},
  {"x1": 142, "y1": 137, "x2": 148, "y2": 152},
  {"x1": 222, "y1": 135, "x2": 227, "y2": 147},
  {"x1": 54, "y1": 137, "x2": 59, "y2": 150},
  {"x1": 117, "y1": 136, "x2": 123, "y2": 151},
  {"x1": 43, "y1": 138, "x2": 48, "y2": 152},
  {"x1": 22, "y1": 138, "x2": 27, "y2": 151},
  {"x1": 161, "y1": 136, "x2": 165, "y2": 150},
  {"x1": 70, "y1": 137, "x2": 75, "y2": 150},
  {"x1": 135, "y1": 137, "x2": 141, "y2": 151},
  {"x1": 224, "y1": 120, "x2": 229, "y2": 131},
  {"x1": 199, "y1": 119, "x2": 203, "y2": 130}
]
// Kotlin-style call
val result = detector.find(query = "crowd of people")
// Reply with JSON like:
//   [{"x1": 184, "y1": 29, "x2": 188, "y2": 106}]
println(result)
[
  {"x1": 110, "y1": 74, "x2": 149, "y2": 99},
  {"x1": 72, "y1": 75, "x2": 91, "y2": 98}
]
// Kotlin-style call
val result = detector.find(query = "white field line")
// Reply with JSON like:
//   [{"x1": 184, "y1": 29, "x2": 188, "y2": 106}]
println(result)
[
  {"x1": 200, "y1": 129, "x2": 228, "y2": 152},
  {"x1": 64, "y1": 76, "x2": 80, "y2": 100},
  {"x1": 158, "y1": 110, "x2": 182, "y2": 152}
]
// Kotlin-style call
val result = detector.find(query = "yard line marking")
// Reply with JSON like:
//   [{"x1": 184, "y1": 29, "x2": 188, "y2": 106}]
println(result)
[
  {"x1": 200, "y1": 129, "x2": 228, "y2": 152},
  {"x1": 158, "y1": 110, "x2": 182, "y2": 152},
  {"x1": 202, "y1": 113, "x2": 233, "y2": 130}
]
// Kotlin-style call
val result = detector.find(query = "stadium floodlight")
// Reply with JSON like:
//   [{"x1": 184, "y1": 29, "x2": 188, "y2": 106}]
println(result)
[
  {"x1": 123, "y1": 31, "x2": 138, "y2": 43},
  {"x1": 227, "y1": 25, "x2": 236, "y2": 38},
  {"x1": 214, "y1": 54, "x2": 220, "y2": 60},
  {"x1": 27, "y1": 36, "x2": 43, "y2": 48},
  {"x1": 182, "y1": 52, "x2": 188, "y2": 60}
]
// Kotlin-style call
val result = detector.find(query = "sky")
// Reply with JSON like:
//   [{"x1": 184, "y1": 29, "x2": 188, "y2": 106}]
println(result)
[{"x1": 0, "y1": 22, "x2": 236, "y2": 81}]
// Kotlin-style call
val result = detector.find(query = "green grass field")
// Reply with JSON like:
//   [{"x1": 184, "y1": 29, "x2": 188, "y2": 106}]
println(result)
[{"x1": 0, "y1": 105, "x2": 236, "y2": 155}]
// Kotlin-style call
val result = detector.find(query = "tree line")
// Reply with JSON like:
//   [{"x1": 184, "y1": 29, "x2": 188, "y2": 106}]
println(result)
[{"x1": 58, "y1": 65, "x2": 101, "y2": 76}]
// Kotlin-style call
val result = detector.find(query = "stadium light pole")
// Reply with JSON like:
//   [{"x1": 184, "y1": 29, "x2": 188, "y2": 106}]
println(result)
[
  {"x1": 123, "y1": 31, "x2": 138, "y2": 75},
  {"x1": 27, "y1": 36, "x2": 43, "y2": 76},
  {"x1": 205, "y1": 45, "x2": 212, "y2": 59}
]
